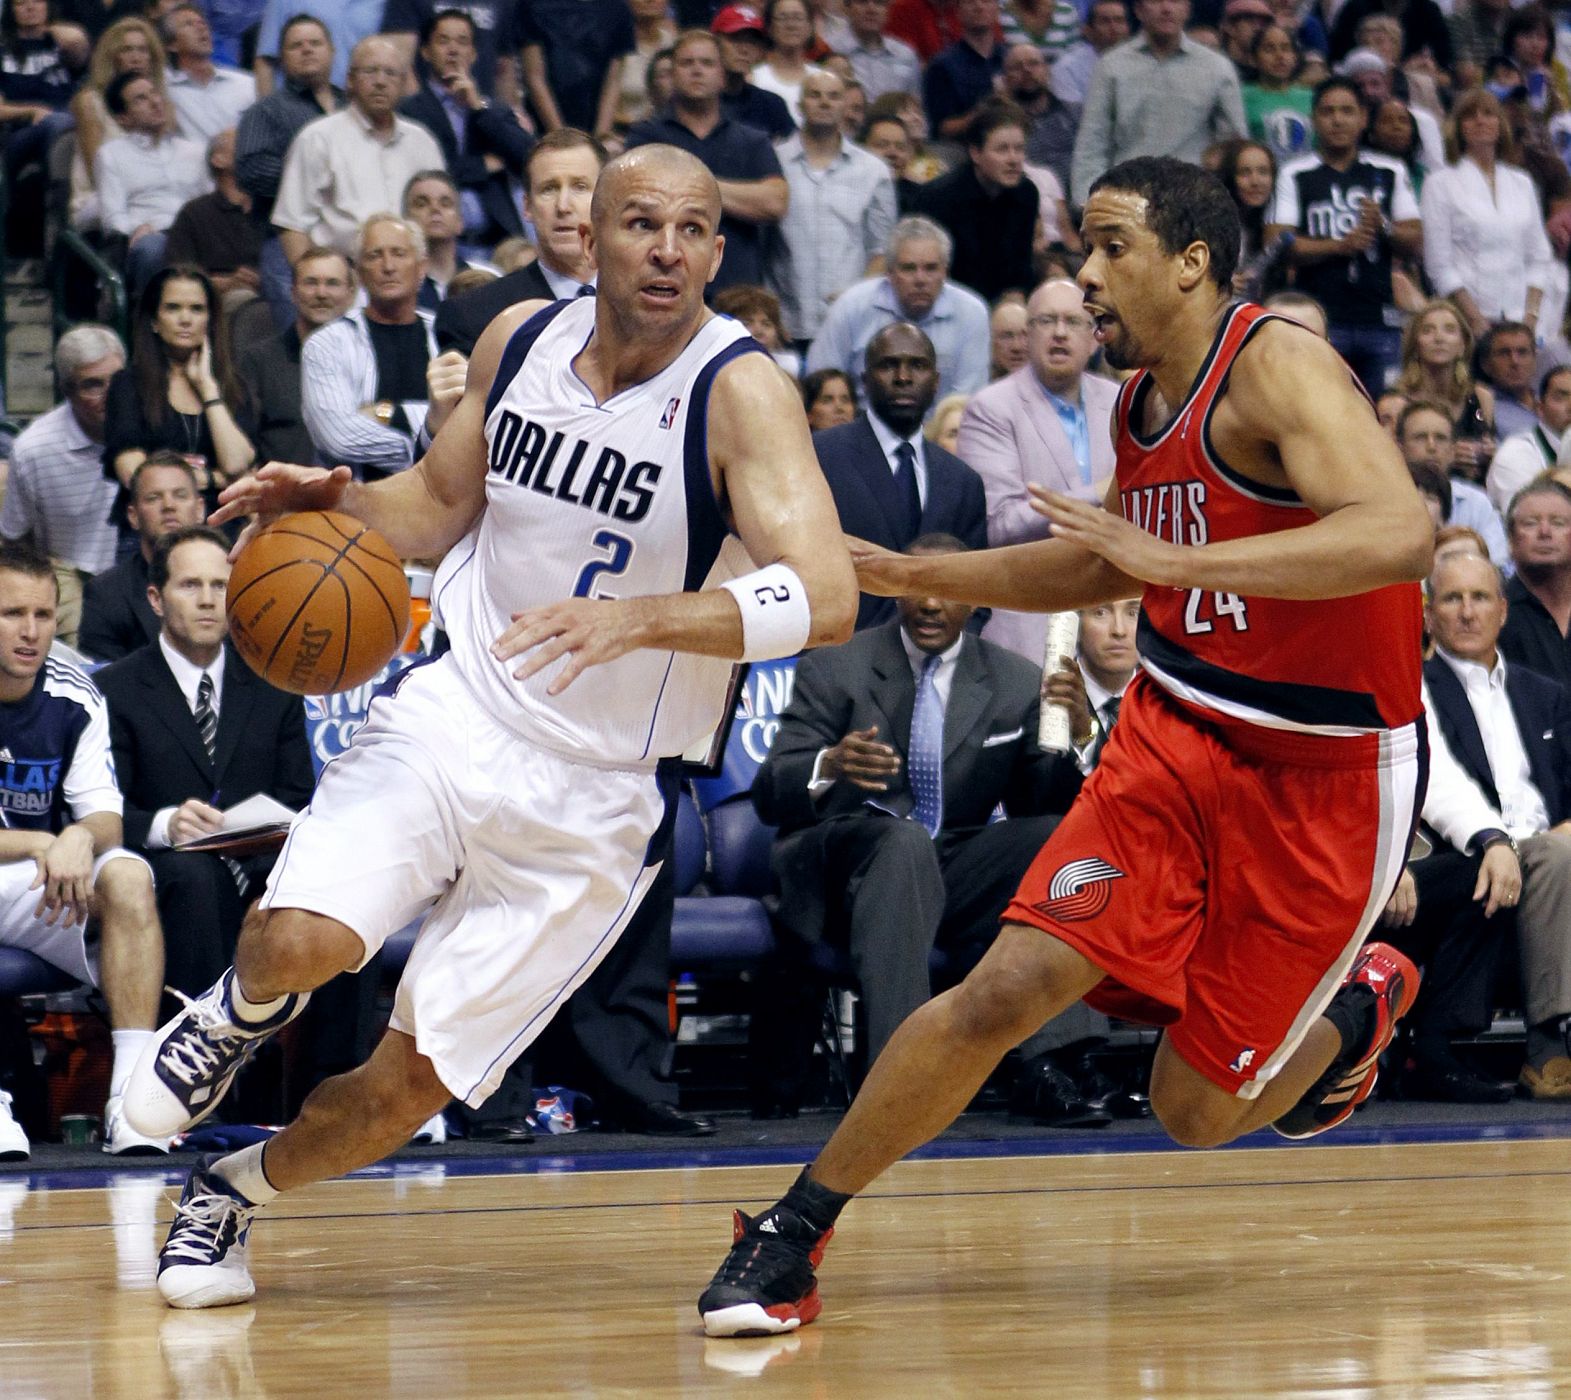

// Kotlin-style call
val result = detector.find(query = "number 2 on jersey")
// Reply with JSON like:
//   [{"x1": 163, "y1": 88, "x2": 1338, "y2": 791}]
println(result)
[
  {"x1": 573, "y1": 529, "x2": 635, "y2": 600},
  {"x1": 1183, "y1": 589, "x2": 1249, "y2": 635}
]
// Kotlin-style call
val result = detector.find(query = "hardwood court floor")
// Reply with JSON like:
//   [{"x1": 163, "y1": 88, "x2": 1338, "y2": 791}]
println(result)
[{"x1": 3, "y1": 1137, "x2": 1570, "y2": 1398}]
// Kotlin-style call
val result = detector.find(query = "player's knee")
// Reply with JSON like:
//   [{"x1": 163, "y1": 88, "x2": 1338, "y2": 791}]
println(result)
[
  {"x1": 93, "y1": 856, "x2": 154, "y2": 915},
  {"x1": 1150, "y1": 1092, "x2": 1236, "y2": 1149},
  {"x1": 360, "y1": 1049, "x2": 450, "y2": 1132},
  {"x1": 239, "y1": 908, "x2": 360, "y2": 989}
]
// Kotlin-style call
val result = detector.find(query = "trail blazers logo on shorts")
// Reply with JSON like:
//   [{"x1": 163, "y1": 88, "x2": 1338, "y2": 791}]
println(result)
[{"x1": 1033, "y1": 857, "x2": 1125, "y2": 922}]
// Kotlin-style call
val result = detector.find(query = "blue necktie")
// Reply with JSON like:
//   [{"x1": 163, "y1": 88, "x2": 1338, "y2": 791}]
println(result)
[
  {"x1": 894, "y1": 441, "x2": 921, "y2": 541},
  {"x1": 909, "y1": 654, "x2": 944, "y2": 837}
]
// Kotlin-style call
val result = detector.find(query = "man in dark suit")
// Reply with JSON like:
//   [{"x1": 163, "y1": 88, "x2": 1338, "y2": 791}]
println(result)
[
  {"x1": 79, "y1": 455, "x2": 206, "y2": 662},
  {"x1": 433, "y1": 129, "x2": 603, "y2": 354},
  {"x1": 1393, "y1": 551, "x2": 1571, "y2": 1101},
  {"x1": 754, "y1": 534, "x2": 1082, "y2": 1084},
  {"x1": 814, "y1": 322, "x2": 988, "y2": 629},
  {"x1": 95, "y1": 526, "x2": 315, "y2": 1000}
]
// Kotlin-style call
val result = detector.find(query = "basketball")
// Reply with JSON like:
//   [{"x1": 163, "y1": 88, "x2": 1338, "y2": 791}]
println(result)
[{"x1": 226, "y1": 511, "x2": 411, "y2": 695}]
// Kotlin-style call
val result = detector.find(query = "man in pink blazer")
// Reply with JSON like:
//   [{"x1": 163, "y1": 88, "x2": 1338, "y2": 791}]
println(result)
[{"x1": 956, "y1": 278, "x2": 1121, "y2": 662}]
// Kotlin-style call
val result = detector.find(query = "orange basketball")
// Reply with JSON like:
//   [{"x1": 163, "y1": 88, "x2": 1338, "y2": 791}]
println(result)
[{"x1": 226, "y1": 511, "x2": 411, "y2": 695}]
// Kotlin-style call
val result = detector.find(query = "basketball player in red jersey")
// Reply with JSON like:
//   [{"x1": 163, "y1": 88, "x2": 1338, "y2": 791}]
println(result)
[{"x1": 699, "y1": 155, "x2": 1436, "y2": 1338}]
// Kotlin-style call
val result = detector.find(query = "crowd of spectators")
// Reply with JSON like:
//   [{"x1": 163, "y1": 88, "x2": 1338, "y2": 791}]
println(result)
[{"x1": 8, "y1": 0, "x2": 1571, "y2": 1152}]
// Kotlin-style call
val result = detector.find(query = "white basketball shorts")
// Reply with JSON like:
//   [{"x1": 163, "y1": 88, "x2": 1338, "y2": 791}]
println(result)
[
  {"x1": 261, "y1": 657, "x2": 674, "y2": 1108},
  {"x1": 0, "y1": 848, "x2": 151, "y2": 986}
]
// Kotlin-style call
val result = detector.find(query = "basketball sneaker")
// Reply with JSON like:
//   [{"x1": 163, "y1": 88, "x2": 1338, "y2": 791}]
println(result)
[
  {"x1": 124, "y1": 970, "x2": 308, "y2": 1139},
  {"x1": 0, "y1": 1089, "x2": 29, "y2": 1161},
  {"x1": 698, "y1": 1204, "x2": 833, "y2": 1337},
  {"x1": 102, "y1": 1095, "x2": 172, "y2": 1156},
  {"x1": 1272, "y1": 942, "x2": 1420, "y2": 1141},
  {"x1": 157, "y1": 1157, "x2": 261, "y2": 1309}
]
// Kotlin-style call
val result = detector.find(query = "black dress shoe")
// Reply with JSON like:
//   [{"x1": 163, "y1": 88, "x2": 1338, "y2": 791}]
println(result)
[
  {"x1": 1008, "y1": 1060, "x2": 1112, "y2": 1128},
  {"x1": 1404, "y1": 1062, "x2": 1514, "y2": 1104},
  {"x1": 1073, "y1": 1056, "x2": 1154, "y2": 1120},
  {"x1": 620, "y1": 1101, "x2": 718, "y2": 1136}
]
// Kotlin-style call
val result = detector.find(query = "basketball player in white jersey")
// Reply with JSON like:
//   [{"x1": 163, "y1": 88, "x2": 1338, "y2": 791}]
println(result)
[{"x1": 122, "y1": 144, "x2": 857, "y2": 1310}]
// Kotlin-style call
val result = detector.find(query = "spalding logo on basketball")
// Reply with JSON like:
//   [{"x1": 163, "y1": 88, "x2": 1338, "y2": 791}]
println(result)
[
  {"x1": 1032, "y1": 857, "x2": 1126, "y2": 923},
  {"x1": 226, "y1": 510, "x2": 411, "y2": 695}
]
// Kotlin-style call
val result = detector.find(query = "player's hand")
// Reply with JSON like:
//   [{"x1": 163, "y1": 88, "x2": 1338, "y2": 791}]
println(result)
[
  {"x1": 169, "y1": 799, "x2": 224, "y2": 845},
  {"x1": 847, "y1": 535, "x2": 914, "y2": 598},
  {"x1": 426, "y1": 351, "x2": 468, "y2": 437},
  {"x1": 1042, "y1": 665, "x2": 1093, "y2": 747},
  {"x1": 31, "y1": 826, "x2": 94, "y2": 927},
  {"x1": 1028, "y1": 485, "x2": 1182, "y2": 585},
  {"x1": 1381, "y1": 868, "x2": 1418, "y2": 927},
  {"x1": 210, "y1": 463, "x2": 354, "y2": 556},
  {"x1": 822, "y1": 725, "x2": 901, "y2": 791},
  {"x1": 1474, "y1": 844, "x2": 1522, "y2": 918},
  {"x1": 492, "y1": 596, "x2": 653, "y2": 694}
]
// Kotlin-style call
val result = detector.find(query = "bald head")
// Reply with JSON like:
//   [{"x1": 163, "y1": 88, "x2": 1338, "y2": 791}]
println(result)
[
  {"x1": 348, "y1": 36, "x2": 405, "y2": 120},
  {"x1": 1026, "y1": 278, "x2": 1095, "y2": 391},
  {"x1": 591, "y1": 145, "x2": 721, "y2": 232}
]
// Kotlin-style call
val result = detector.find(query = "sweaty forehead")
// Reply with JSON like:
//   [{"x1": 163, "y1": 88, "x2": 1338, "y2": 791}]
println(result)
[
  {"x1": 601, "y1": 156, "x2": 720, "y2": 223},
  {"x1": 1081, "y1": 189, "x2": 1151, "y2": 236}
]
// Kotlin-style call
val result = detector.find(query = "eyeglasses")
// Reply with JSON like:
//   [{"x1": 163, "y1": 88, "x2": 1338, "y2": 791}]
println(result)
[
  {"x1": 70, "y1": 376, "x2": 113, "y2": 395},
  {"x1": 1028, "y1": 314, "x2": 1093, "y2": 332}
]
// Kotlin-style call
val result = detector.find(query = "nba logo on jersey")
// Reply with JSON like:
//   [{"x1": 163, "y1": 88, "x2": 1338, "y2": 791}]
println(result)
[{"x1": 659, "y1": 396, "x2": 681, "y2": 430}]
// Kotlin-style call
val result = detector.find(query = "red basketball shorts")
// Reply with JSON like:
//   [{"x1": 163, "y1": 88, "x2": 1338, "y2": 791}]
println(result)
[{"x1": 1006, "y1": 674, "x2": 1425, "y2": 1098}]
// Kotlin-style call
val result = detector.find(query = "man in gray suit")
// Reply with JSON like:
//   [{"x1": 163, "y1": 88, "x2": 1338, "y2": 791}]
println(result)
[
  {"x1": 957, "y1": 278, "x2": 1120, "y2": 662},
  {"x1": 753, "y1": 535, "x2": 1084, "y2": 1070}
]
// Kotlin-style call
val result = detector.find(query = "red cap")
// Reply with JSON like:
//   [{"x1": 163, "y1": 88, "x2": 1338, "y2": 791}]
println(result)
[{"x1": 712, "y1": 4, "x2": 766, "y2": 34}]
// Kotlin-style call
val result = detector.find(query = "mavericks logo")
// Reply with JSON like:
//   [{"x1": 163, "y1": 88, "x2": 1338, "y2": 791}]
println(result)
[{"x1": 1033, "y1": 856, "x2": 1125, "y2": 923}]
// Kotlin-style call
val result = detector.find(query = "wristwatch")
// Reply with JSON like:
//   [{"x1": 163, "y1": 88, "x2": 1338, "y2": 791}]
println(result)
[
  {"x1": 373, "y1": 400, "x2": 394, "y2": 426},
  {"x1": 1474, "y1": 828, "x2": 1520, "y2": 858}
]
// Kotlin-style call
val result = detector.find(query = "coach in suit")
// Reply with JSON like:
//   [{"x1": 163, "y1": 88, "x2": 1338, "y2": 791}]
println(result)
[
  {"x1": 815, "y1": 322, "x2": 987, "y2": 630},
  {"x1": 958, "y1": 279, "x2": 1119, "y2": 663},
  {"x1": 433, "y1": 130, "x2": 603, "y2": 354},
  {"x1": 755, "y1": 534, "x2": 1083, "y2": 1078},
  {"x1": 1397, "y1": 552, "x2": 1571, "y2": 1101},
  {"x1": 96, "y1": 526, "x2": 315, "y2": 999}
]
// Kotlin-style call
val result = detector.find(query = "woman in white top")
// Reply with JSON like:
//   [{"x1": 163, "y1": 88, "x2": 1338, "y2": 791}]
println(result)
[
  {"x1": 1420, "y1": 87, "x2": 1555, "y2": 337},
  {"x1": 751, "y1": 0, "x2": 822, "y2": 126}
]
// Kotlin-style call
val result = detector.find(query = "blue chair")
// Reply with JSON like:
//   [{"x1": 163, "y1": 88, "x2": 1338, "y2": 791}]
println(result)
[
  {"x1": 670, "y1": 791, "x2": 777, "y2": 972},
  {"x1": 0, "y1": 946, "x2": 80, "y2": 997}
]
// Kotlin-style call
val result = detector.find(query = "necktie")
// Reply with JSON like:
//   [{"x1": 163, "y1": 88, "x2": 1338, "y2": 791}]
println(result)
[
  {"x1": 894, "y1": 441, "x2": 921, "y2": 541},
  {"x1": 1090, "y1": 695, "x2": 1121, "y2": 769},
  {"x1": 195, "y1": 673, "x2": 247, "y2": 896},
  {"x1": 909, "y1": 654, "x2": 944, "y2": 837}
]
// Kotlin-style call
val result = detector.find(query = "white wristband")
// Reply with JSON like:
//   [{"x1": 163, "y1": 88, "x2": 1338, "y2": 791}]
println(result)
[{"x1": 721, "y1": 563, "x2": 812, "y2": 661}]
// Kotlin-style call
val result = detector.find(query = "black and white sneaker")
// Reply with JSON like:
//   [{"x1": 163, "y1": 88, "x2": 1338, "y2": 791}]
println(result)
[
  {"x1": 124, "y1": 970, "x2": 308, "y2": 1139},
  {"x1": 157, "y1": 1158, "x2": 261, "y2": 1309},
  {"x1": 698, "y1": 1204, "x2": 833, "y2": 1337}
]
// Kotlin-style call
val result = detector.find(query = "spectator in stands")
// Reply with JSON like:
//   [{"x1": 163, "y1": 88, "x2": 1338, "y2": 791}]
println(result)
[
  {"x1": 1001, "y1": 0, "x2": 1080, "y2": 65},
  {"x1": 838, "y1": 0, "x2": 920, "y2": 101},
  {"x1": 808, "y1": 214, "x2": 991, "y2": 397},
  {"x1": 1267, "y1": 76, "x2": 1421, "y2": 393},
  {"x1": 518, "y1": 0, "x2": 634, "y2": 140},
  {"x1": 615, "y1": 0, "x2": 677, "y2": 132},
  {"x1": 861, "y1": 110, "x2": 921, "y2": 213},
  {"x1": 1329, "y1": 0, "x2": 1450, "y2": 68},
  {"x1": 382, "y1": 0, "x2": 519, "y2": 103},
  {"x1": 751, "y1": 0, "x2": 822, "y2": 124},
  {"x1": 271, "y1": 36, "x2": 445, "y2": 264},
  {"x1": 1354, "y1": 14, "x2": 1442, "y2": 119},
  {"x1": 1050, "y1": 0, "x2": 1127, "y2": 109},
  {"x1": 772, "y1": 69, "x2": 896, "y2": 343},
  {"x1": 989, "y1": 298, "x2": 1028, "y2": 379},
  {"x1": 752, "y1": 531, "x2": 1083, "y2": 1087},
  {"x1": 1001, "y1": 41, "x2": 1076, "y2": 200},
  {"x1": 711, "y1": 283, "x2": 801, "y2": 374},
  {"x1": 1499, "y1": 479, "x2": 1571, "y2": 692},
  {"x1": 1488, "y1": 368, "x2": 1571, "y2": 515},
  {"x1": 252, "y1": 0, "x2": 377, "y2": 93},
  {"x1": 645, "y1": 43, "x2": 674, "y2": 113},
  {"x1": 1071, "y1": 596, "x2": 1138, "y2": 772},
  {"x1": 237, "y1": 245, "x2": 354, "y2": 467},
  {"x1": 0, "y1": 0, "x2": 86, "y2": 204},
  {"x1": 0, "y1": 543, "x2": 167, "y2": 1157},
  {"x1": 97, "y1": 525, "x2": 313, "y2": 1002},
  {"x1": 80, "y1": 453, "x2": 203, "y2": 661},
  {"x1": 0, "y1": 324, "x2": 122, "y2": 645},
  {"x1": 1243, "y1": 22, "x2": 1313, "y2": 163},
  {"x1": 1398, "y1": 401, "x2": 1511, "y2": 569},
  {"x1": 234, "y1": 14, "x2": 339, "y2": 327},
  {"x1": 924, "y1": 0, "x2": 1003, "y2": 141},
  {"x1": 888, "y1": 0, "x2": 964, "y2": 63},
  {"x1": 1365, "y1": 96, "x2": 1427, "y2": 200},
  {"x1": 302, "y1": 214, "x2": 441, "y2": 479},
  {"x1": 160, "y1": 3, "x2": 253, "y2": 144},
  {"x1": 1394, "y1": 300, "x2": 1496, "y2": 481},
  {"x1": 94, "y1": 70, "x2": 209, "y2": 293},
  {"x1": 914, "y1": 101, "x2": 1039, "y2": 304},
  {"x1": 624, "y1": 30, "x2": 787, "y2": 294},
  {"x1": 1336, "y1": 47, "x2": 1442, "y2": 170},
  {"x1": 435, "y1": 129, "x2": 602, "y2": 354},
  {"x1": 1069, "y1": 0, "x2": 1246, "y2": 207},
  {"x1": 1220, "y1": 0, "x2": 1271, "y2": 74},
  {"x1": 164, "y1": 129, "x2": 264, "y2": 316},
  {"x1": 1481, "y1": 322, "x2": 1542, "y2": 440},
  {"x1": 68, "y1": 18, "x2": 166, "y2": 232},
  {"x1": 709, "y1": 5, "x2": 794, "y2": 142},
  {"x1": 1422, "y1": 90, "x2": 1553, "y2": 338},
  {"x1": 1503, "y1": 5, "x2": 1568, "y2": 119},
  {"x1": 1415, "y1": 549, "x2": 1571, "y2": 1101},
  {"x1": 814, "y1": 321, "x2": 988, "y2": 628},
  {"x1": 925, "y1": 390, "x2": 968, "y2": 452},
  {"x1": 1264, "y1": 288, "x2": 1327, "y2": 336},
  {"x1": 398, "y1": 8, "x2": 531, "y2": 247},
  {"x1": 802, "y1": 366, "x2": 857, "y2": 429},
  {"x1": 1448, "y1": 0, "x2": 1509, "y2": 94},
  {"x1": 403, "y1": 170, "x2": 490, "y2": 310},
  {"x1": 1220, "y1": 137, "x2": 1284, "y2": 299},
  {"x1": 959, "y1": 278, "x2": 1115, "y2": 661}
]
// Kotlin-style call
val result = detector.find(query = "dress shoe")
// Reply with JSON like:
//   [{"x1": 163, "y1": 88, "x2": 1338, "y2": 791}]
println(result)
[
  {"x1": 619, "y1": 1101, "x2": 717, "y2": 1136},
  {"x1": 1404, "y1": 1060, "x2": 1514, "y2": 1104},
  {"x1": 1073, "y1": 1056, "x2": 1154, "y2": 1120},
  {"x1": 1008, "y1": 1059, "x2": 1112, "y2": 1128},
  {"x1": 1520, "y1": 1055, "x2": 1571, "y2": 1101}
]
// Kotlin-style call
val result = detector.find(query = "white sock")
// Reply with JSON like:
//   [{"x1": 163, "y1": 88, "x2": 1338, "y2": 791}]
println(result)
[
  {"x1": 109, "y1": 1029, "x2": 153, "y2": 1100},
  {"x1": 213, "y1": 1142, "x2": 280, "y2": 1206},
  {"x1": 226, "y1": 972, "x2": 289, "y2": 1026}
]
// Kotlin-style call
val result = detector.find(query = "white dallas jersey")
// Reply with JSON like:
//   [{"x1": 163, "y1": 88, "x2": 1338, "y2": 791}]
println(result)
[{"x1": 435, "y1": 297, "x2": 761, "y2": 769}]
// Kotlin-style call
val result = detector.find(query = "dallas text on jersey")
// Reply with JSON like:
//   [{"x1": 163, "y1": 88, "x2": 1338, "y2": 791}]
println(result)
[{"x1": 488, "y1": 410, "x2": 662, "y2": 524}]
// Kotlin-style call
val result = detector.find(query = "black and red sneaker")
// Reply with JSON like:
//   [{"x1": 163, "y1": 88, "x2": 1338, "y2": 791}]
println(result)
[
  {"x1": 698, "y1": 1204, "x2": 833, "y2": 1337},
  {"x1": 1273, "y1": 941, "x2": 1420, "y2": 1141}
]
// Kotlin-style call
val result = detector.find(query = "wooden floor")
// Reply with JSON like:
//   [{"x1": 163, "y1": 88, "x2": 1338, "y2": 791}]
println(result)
[{"x1": 3, "y1": 1137, "x2": 1570, "y2": 1398}]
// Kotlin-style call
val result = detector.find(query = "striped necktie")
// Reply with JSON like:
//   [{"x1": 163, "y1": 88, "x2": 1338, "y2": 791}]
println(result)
[
  {"x1": 195, "y1": 674, "x2": 246, "y2": 896},
  {"x1": 909, "y1": 654, "x2": 944, "y2": 837}
]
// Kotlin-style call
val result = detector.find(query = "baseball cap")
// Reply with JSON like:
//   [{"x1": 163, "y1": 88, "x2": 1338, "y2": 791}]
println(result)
[
  {"x1": 1223, "y1": 0, "x2": 1273, "y2": 20},
  {"x1": 712, "y1": 5, "x2": 766, "y2": 35}
]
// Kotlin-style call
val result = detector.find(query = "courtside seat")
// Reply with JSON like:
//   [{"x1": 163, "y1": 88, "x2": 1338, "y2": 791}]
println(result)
[
  {"x1": 0, "y1": 946, "x2": 79, "y2": 996},
  {"x1": 671, "y1": 792, "x2": 777, "y2": 972}
]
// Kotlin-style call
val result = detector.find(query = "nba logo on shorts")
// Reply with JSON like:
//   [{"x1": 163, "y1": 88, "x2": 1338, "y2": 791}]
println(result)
[
  {"x1": 1230, "y1": 1048, "x2": 1255, "y2": 1074},
  {"x1": 1033, "y1": 857, "x2": 1125, "y2": 922},
  {"x1": 659, "y1": 396, "x2": 681, "y2": 429}
]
